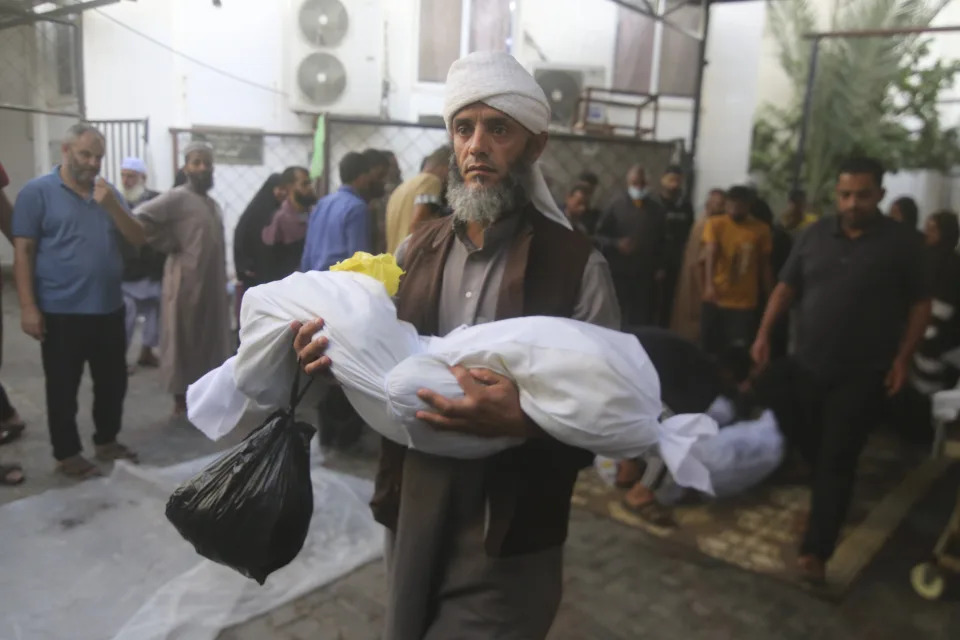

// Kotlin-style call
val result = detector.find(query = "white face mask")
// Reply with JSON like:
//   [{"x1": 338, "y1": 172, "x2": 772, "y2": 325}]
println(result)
[{"x1": 628, "y1": 186, "x2": 647, "y2": 200}]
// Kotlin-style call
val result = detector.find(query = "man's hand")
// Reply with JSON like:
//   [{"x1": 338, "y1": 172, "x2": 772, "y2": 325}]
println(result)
[
  {"x1": 416, "y1": 366, "x2": 540, "y2": 439},
  {"x1": 21, "y1": 305, "x2": 44, "y2": 341},
  {"x1": 885, "y1": 356, "x2": 909, "y2": 396},
  {"x1": 93, "y1": 177, "x2": 117, "y2": 207},
  {"x1": 290, "y1": 318, "x2": 333, "y2": 376},
  {"x1": 703, "y1": 284, "x2": 718, "y2": 303},
  {"x1": 290, "y1": 318, "x2": 332, "y2": 376},
  {"x1": 617, "y1": 236, "x2": 637, "y2": 256},
  {"x1": 750, "y1": 335, "x2": 770, "y2": 370}
]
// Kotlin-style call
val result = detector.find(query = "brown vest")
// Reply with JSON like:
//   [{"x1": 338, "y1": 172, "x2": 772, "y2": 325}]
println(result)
[{"x1": 370, "y1": 205, "x2": 595, "y2": 557}]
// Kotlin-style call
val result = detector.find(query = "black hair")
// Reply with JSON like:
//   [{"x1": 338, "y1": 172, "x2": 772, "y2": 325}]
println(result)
[
  {"x1": 725, "y1": 185, "x2": 754, "y2": 204},
  {"x1": 788, "y1": 188, "x2": 806, "y2": 204},
  {"x1": 751, "y1": 195, "x2": 774, "y2": 227},
  {"x1": 708, "y1": 187, "x2": 726, "y2": 197},
  {"x1": 837, "y1": 156, "x2": 885, "y2": 188},
  {"x1": 664, "y1": 164, "x2": 683, "y2": 176},
  {"x1": 339, "y1": 152, "x2": 370, "y2": 184},
  {"x1": 279, "y1": 165, "x2": 309, "y2": 186},
  {"x1": 577, "y1": 171, "x2": 599, "y2": 186},
  {"x1": 568, "y1": 183, "x2": 591, "y2": 198},
  {"x1": 930, "y1": 210, "x2": 960, "y2": 251},
  {"x1": 892, "y1": 196, "x2": 919, "y2": 229},
  {"x1": 361, "y1": 148, "x2": 390, "y2": 170}
]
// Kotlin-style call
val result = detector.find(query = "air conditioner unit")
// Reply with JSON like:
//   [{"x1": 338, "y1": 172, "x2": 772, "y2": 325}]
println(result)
[
  {"x1": 531, "y1": 64, "x2": 607, "y2": 127},
  {"x1": 284, "y1": 0, "x2": 383, "y2": 116}
]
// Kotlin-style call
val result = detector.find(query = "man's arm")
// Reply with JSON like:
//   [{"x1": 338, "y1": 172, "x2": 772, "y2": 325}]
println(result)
[
  {"x1": 756, "y1": 282, "x2": 795, "y2": 339},
  {"x1": 886, "y1": 235, "x2": 937, "y2": 394},
  {"x1": 0, "y1": 189, "x2": 12, "y2": 245},
  {"x1": 14, "y1": 237, "x2": 44, "y2": 340},
  {"x1": 593, "y1": 201, "x2": 622, "y2": 253},
  {"x1": 897, "y1": 299, "x2": 932, "y2": 365},
  {"x1": 94, "y1": 178, "x2": 145, "y2": 247},
  {"x1": 702, "y1": 242, "x2": 719, "y2": 301},
  {"x1": 408, "y1": 180, "x2": 444, "y2": 234},
  {"x1": 136, "y1": 191, "x2": 181, "y2": 254},
  {"x1": 760, "y1": 261, "x2": 775, "y2": 300}
]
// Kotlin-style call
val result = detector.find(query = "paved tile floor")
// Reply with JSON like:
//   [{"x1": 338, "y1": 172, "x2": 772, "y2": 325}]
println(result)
[{"x1": 2, "y1": 277, "x2": 959, "y2": 639}]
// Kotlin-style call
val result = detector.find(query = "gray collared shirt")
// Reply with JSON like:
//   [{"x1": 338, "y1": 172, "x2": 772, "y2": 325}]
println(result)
[{"x1": 396, "y1": 215, "x2": 621, "y2": 334}]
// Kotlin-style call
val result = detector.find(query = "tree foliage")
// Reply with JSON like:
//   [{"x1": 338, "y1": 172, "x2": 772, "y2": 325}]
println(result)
[{"x1": 750, "y1": 0, "x2": 959, "y2": 210}]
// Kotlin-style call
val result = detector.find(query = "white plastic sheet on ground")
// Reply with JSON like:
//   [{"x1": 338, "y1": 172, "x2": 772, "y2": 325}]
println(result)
[{"x1": 0, "y1": 453, "x2": 382, "y2": 640}]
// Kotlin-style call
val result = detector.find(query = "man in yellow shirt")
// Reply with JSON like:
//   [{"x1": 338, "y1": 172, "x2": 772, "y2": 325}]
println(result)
[
  {"x1": 701, "y1": 186, "x2": 773, "y2": 354},
  {"x1": 385, "y1": 146, "x2": 451, "y2": 254}
]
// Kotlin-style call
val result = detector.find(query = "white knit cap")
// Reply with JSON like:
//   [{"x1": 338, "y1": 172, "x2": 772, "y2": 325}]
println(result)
[
  {"x1": 442, "y1": 51, "x2": 571, "y2": 229},
  {"x1": 121, "y1": 156, "x2": 147, "y2": 175}
]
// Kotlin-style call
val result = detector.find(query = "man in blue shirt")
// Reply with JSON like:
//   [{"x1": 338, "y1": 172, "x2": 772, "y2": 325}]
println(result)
[
  {"x1": 13, "y1": 123, "x2": 147, "y2": 479},
  {"x1": 300, "y1": 149, "x2": 389, "y2": 272}
]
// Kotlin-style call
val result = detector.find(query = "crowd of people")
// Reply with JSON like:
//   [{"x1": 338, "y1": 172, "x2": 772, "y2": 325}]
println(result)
[{"x1": 0, "y1": 49, "x2": 957, "y2": 638}]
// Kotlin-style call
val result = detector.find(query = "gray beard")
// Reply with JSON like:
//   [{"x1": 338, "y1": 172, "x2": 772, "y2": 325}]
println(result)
[
  {"x1": 446, "y1": 157, "x2": 530, "y2": 227},
  {"x1": 123, "y1": 183, "x2": 145, "y2": 203}
]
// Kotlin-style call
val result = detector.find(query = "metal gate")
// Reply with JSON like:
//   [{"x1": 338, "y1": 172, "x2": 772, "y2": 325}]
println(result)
[{"x1": 88, "y1": 118, "x2": 149, "y2": 186}]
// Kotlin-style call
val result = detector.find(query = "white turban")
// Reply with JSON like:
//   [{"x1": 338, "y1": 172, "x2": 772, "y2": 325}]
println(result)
[
  {"x1": 121, "y1": 156, "x2": 147, "y2": 175},
  {"x1": 183, "y1": 140, "x2": 214, "y2": 160},
  {"x1": 442, "y1": 51, "x2": 571, "y2": 230}
]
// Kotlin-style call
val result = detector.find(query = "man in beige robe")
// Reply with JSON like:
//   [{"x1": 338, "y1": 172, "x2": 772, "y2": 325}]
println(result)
[{"x1": 136, "y1": 142, "x2": 231, "y2": 415}]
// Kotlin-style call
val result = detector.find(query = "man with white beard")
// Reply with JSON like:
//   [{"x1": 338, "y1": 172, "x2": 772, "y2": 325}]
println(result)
[
  {"x1": 293, "y1": 51, "x2": 620, "y2": 639},
  {"x1": 119, "y1": 157, "x2": 163, "y2": 370}
]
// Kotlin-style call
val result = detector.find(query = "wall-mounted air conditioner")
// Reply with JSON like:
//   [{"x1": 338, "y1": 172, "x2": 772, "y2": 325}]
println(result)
[
  {"x1": 284, "y1": 0, "x2": 383, "y2": 116},
  {"x1": 531, "y1": 63, "x2": 608, "y2": 127}
]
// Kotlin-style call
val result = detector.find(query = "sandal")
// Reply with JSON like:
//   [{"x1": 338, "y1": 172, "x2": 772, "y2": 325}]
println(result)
[
  {"x1": 57, "y1": 455, "x2": 102, "y2": 479},
  {"x1": 1, "y1": 462, "x2": 24, "y2": 486},
  {"x1": 620, "y1": 496, "x2": 677, "y2": 528},
  {"x1": 95, "y1": 442, "x2": 139, "y2": 463}
]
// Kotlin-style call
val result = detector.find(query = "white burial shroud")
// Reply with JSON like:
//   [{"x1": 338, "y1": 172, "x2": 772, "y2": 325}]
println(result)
[{"x1": 187, "y1": 271, "x2": 719, "y2": 494}]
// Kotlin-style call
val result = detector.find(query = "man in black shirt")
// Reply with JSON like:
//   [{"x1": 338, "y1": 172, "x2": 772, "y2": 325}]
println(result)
[
  {"x1": 652, "y1": 165, "x2": 695, "y2": 328},
  {"x1": 751, "y1": 157, "x2": 931, "y2": 583}
]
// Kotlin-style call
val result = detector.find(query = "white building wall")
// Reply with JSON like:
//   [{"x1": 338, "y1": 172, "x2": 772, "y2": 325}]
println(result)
[
  {"x1": 75, "y1": 0, "x2": 773, "y2": 261},
  {"x1": 1, "y1": 24, "x2": 78, "y2": 265},
  {"x1": 692, "y1": 1, "x2": 767, "y2": 207}
]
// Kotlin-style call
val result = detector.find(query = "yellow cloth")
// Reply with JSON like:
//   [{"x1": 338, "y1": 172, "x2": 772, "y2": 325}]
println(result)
[
  {"x1": 702, "y1": 215, "x2": 772, "y2": 310},
  {"x1": 385, "y1": 173, "x2": 444, "y2": 254},
  {"x1": 330, "y1": 252, "x2": 405, "y2": 296}
]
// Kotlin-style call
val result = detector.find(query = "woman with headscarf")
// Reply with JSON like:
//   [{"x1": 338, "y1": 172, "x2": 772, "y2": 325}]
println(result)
[{"x1": 232, "y1": 174, "x2": 287, "y2": 327}]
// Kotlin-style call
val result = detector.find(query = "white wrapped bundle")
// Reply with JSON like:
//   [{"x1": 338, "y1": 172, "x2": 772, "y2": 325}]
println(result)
[
  {"x1": 386, "y1": 318, "x2": 718, "y2": 473},
  {"x1": 692, "y1": 410, "x2": 784, "y2": 498},
  {"x1": 186, "y1": 271, "x2": 718, "y2": 493}
]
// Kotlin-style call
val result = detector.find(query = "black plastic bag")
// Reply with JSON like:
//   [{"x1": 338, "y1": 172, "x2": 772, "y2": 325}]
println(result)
[{"x1": 166, "y1": 371, "x2": 316, "y2": 584}]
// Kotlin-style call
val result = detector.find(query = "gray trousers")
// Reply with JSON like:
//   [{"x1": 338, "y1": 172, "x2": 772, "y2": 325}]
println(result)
[
  {"x1": 122, "y1": 279, "x2": 161, "y2": 349},
  {"x1": 383, "y1": 451, "x2": 563, "y2": 640}
]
